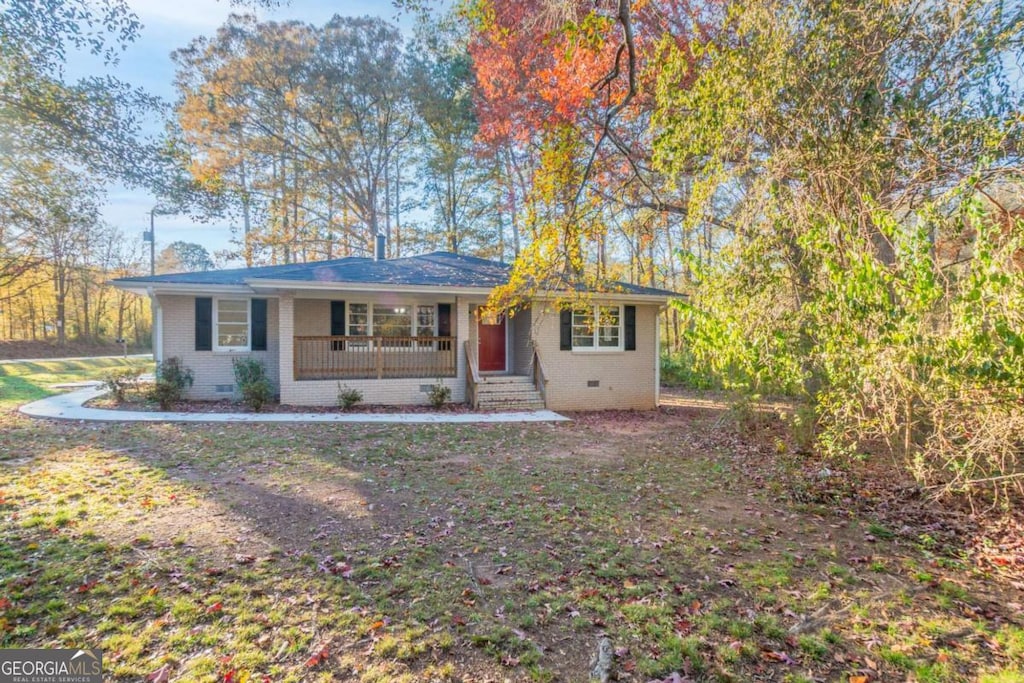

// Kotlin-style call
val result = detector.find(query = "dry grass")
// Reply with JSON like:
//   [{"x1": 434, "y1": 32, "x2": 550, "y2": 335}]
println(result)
[{"x1": 0, "y1": 374, "x2": 1020, "y2": 682}]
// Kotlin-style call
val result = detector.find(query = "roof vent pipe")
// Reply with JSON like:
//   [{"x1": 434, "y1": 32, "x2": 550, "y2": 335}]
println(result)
[{"x1": 374, "y1": 233, "x2": 386, "y2": 261}]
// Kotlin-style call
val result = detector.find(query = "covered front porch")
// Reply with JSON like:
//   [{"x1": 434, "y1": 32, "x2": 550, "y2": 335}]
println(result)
[{"x1": 275, "y1": 294, "x2": 542, "y2": 407}]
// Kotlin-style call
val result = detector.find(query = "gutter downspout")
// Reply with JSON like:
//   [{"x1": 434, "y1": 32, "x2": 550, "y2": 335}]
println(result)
[{"x1": 655, "y1": 305, "x2": 663, "y2": 408}]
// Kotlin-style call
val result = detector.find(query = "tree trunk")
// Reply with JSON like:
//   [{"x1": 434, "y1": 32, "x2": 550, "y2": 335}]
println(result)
[
  {"x1": 116, "y1": 294, "x2": 126, "y2": 341},
  {"x1": 384, "y1": 152, "x2": 392, "y2": 256},
  {"x1": 92, "y1": 284, "x2": 108, "y2": 341},
  {"x1": 28, "y1": 296, "x2": 37, "y2": 341},
  {"x1": 507, "y1": 171, "x2": 521, "y2": 258},
  {"x1": 367, "y1": 178, "x2": 380, "y2": 254},
  {"x1": 55, "y1": 296, "x2": 66, "y2": 346},
  {"x1": 80, "y1": 280, "x2": 91, "y2": 341},
  {"x1": 54, "y1": 271, "x2": 67, "y2": 346},
  {"x1": 326, "y1": 175, "x2": 335, "y2": 260},
  {"x1": 394, "y1": 158, "x2": 402, "y2": 258},
  {"x1": 497, "y1": 208, "x2": 506, "y2": 263}
]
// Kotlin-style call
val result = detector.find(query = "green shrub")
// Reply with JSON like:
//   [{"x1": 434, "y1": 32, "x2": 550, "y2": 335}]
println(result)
[
  {"x1": 660, "y1": 352, "x2": 718, "y2": 390},
  {"x1": 104, "y1": 368, "x2": 140, "y2": 403},
  {"x1": 337, "y1": 384, "x2": 363, "y2": 410},
  {"x1": 427, "y1": 381, "x2": 451, "y2": 409},
  {"x1": 232, "y1": 358, "x2": 273, "y2": 412},
  {"x1": 149, "y1": 357, "x2": 193, "y2": 410},
  {"x1": 679, "y1": 202, "x2": 1024, "y2": 501}
]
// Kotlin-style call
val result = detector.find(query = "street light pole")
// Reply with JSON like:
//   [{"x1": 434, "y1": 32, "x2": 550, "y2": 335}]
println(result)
[{"x1": 144, "y1": 205, "x2": 169, "y2": 364}]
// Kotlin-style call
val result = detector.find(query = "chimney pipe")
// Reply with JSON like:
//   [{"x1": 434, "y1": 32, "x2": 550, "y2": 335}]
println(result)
[{"x1": 374, "y1": 233, "x2": 386, "y2": 261}]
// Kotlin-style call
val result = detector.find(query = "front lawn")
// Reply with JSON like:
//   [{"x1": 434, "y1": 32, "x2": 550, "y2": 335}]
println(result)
[
  {"x1": 0, "y1": 376, "x2": 1020, "y2": 681},
  {"x1": 0, "y1": 357, "x2": 152, "y2": 410}
]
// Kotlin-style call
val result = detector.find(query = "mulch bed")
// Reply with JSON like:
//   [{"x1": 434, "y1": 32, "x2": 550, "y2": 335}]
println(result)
[{"x1": 86, "y1": 395, "x2": 476, "y2": 415}]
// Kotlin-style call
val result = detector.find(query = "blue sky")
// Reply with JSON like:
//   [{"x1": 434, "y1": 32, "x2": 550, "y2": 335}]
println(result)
[{"x1": 93, "y1": 0, "x2": 417, "y2": 262}]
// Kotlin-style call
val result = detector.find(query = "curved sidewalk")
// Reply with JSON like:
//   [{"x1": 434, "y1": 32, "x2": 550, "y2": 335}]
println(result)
[{"x1": 19, "y1": 383, "x2": 570, "y2": 424}]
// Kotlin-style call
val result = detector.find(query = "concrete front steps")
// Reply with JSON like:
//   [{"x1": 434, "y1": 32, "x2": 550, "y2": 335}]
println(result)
[{"x1": 475, "y1": 375, "x2": 546, "y2": 411}]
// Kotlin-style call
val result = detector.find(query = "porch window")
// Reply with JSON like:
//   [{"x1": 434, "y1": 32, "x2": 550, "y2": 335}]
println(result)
[
  {"x1": 416, "y1": 305, "x2": 435, "y2": 337},
  {"x1": 345, "y1": 303, "x2": 437, "y2": 339},
  {"x1": 572, "y1": 305, "x2": 622, "y2": 351},
  {"x1": 373, "y1": 304, "x2": 412, "y2": 337},
  {"x1": 215, "y1": 298, "x2": 250, "y2": 351},
  {"x1": 348, "y1": 303, "x2": 369, "y2": 336}
]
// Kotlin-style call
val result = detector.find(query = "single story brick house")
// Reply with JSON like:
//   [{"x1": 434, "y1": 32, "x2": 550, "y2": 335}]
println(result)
[{"x1": 112, "y1": 247, "x2": 677, "y2": 411}]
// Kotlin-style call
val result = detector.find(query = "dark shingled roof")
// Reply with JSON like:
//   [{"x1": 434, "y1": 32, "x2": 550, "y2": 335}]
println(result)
[
  {"x1": 266, "y1": 252, "x2": 510, "y2": 287},
  {"x1": 113, "y1": 251, "x2": 679, "y2": 297}
]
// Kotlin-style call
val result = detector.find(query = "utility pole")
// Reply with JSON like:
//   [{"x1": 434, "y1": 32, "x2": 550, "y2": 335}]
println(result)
[
  {"x1": 143, "y1": 206, "x2": 169, "y2": 362},
  {"x1": 145, "y1": 206, "x2": 169, "y2": 276}
]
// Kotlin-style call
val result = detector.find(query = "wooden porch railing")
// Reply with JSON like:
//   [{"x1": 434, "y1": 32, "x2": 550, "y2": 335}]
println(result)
[{"x1": 294, "y1": 335, "x2": 456, "y2": 380}]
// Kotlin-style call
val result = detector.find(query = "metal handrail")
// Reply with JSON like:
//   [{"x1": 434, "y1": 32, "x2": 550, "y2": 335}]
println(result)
[
  {"x1": 531, "y1": 348, "x2": 549, "y2": 408},
  {"x1": 464, "y1": 340, "x2": 481, "y2": 409}
]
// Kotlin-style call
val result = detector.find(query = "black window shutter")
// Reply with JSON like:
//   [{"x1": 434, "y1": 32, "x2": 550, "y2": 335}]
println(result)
[
  {"x1": 330, "y1": 301, "x2": 346, "y2": 336},
  {"x1": 624, "y1": 305, "x2": 636, "y2": 351},
  {"x1": 251, "y1": 299, "x2": 268, "y2": 351},
  {"x1": 195, "y1": 297, "x2": 212, "y2": 351},
  {"x1": 437, "y1": 303, "x2": 451, "y2": 351},
  {"x1": 559, "y1": 309, "x2": 572, "y2": 350},
  {"x1": 330, "y1": 301, "x2": 346, "y2": 350},
  {"x1": 437, "y1": 303, "x2": 451, "y2": 336}
]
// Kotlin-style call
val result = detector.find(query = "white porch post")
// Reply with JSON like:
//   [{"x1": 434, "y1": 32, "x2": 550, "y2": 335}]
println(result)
[
  {"x1": 146, "y1": 288, "x2": 162, "y2": 364},
  {"x1": 455, "y1": 296, "x2": 471, "y2": 401},
  {"x1": 279, "y1": 294, "x2": 295, "y2": 403}
]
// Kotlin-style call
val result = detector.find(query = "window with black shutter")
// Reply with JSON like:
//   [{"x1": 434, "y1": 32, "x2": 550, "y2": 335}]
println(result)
[
  {"x1": 559, "y1": 309, "x2": 572, "y2": 350},
  {"x1": 251, "y1": 299, "x2": 268, "y2": 351},
  {"x1": 330, "y1": 301, "x2": 345, "y2": 350},
  {"x1": 624, "y1": 305, "x2": 636, "y2": 351},
  {"x1": 195, "y1": 297, "x2": 212, "y2": 351},
  {"x1": 437, "y1": 303, "x2": 451, "y2": 350}
]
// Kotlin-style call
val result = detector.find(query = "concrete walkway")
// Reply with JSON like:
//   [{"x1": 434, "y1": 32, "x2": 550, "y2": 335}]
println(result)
[{"x1": 19, "y1": 383, "x2": 570, "y2": 424}]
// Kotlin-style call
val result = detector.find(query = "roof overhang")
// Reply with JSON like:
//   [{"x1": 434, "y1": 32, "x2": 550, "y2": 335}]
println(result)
[
  {"x1": 244, "y1": 278, "x2": 497, "y2": 296},
  {"x1": 110, "y1": 278, "x2": 682, "y2": 304},
  {"x1": 109, "y1": 280, "x2": 255, "y2": 297},
  {"x1": 530, "y1": 290, "x2": 680, "y2": 305}
]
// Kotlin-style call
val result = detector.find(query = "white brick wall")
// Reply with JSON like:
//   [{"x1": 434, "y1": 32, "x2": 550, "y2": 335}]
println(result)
[
  {"x1": 157, "y1": 294, "x2": 281, "y2": 400},
  {"x1": 530, "y1": 302, "x2": 659, "y2": 411},
  {"x1": 280, "y1": 376, "x2": 465, "y2": 407},
  {"x1": 294, "y1": 299, "x2": 331, "y2": 336},
  {"x1": 158, "y1": 292, "x2": 659, "y2": 410}
]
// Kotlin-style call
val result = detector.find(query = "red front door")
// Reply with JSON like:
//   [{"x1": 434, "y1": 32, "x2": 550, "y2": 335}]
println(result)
[{"x1": 478, "y1": 314, "x2": 507, "y2": 372}]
